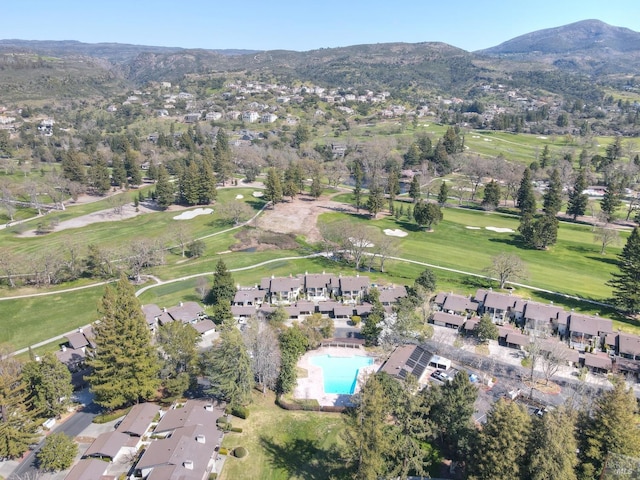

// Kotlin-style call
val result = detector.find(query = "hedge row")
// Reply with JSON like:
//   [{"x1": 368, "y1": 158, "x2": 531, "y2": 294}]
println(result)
[{"x1": 275, "y1": 396, "x2": 346, "y2": 413}]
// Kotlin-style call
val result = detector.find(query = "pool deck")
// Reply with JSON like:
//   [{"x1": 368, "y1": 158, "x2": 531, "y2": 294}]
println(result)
[{"x1": 294, "y1": 346, "x2": 380, "y2": 407}]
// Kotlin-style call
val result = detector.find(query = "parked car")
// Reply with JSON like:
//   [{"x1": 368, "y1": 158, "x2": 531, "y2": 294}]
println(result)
[{"x1": 431, "y1": 370, "x2": 452, "y2": 382}]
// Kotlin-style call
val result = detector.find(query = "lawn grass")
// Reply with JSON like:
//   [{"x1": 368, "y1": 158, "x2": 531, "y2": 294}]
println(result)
[{"x1": 219, "y1": 391, "x2": 348, "y2": 480}]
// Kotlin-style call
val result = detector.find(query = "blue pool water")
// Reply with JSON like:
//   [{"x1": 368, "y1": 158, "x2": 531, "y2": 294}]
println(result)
[{"x1": 310, "y1": 354, "x2": 374, "y2": 394}]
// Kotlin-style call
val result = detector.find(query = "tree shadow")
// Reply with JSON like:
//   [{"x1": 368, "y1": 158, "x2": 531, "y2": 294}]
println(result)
[
  {"x1": 585, "y1": 255, "x2": 620, "y2": 267},
  {"x1": 462, "y1": 276, "x2": 493, "y2": 290},
  {"x1": 487, "y1": 236, "x2": 526, "y2": 249},
  {"x1": 393, "y1": 220, "x2": 423, "y2": 232},
  {"x1": 259, "y1": 436, "x2": 350, "y2": 480}
]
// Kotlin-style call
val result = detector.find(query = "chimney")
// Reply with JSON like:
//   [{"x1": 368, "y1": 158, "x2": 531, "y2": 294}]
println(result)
[
  {"x1": 204, "y1": 404, "x2": 213, "y2": 412},
  {"x1": 271, "y1": 274, "x2": 275, "y2": 279},
  {"x1": 61, "y1": 345, "x2": 67, "y2": 352},
  {"x1": 163, "y1": 307, "x2": 167, "y2": 313},
  {"x1": 179, "y1": 301, "x2": 183, "y2": 307},
  {"x1": 183, "y1": 460, "x2": 194, "y2": 470},
  {"x1": 196, "y1": 434, "x2": 205, "y2": 444}
]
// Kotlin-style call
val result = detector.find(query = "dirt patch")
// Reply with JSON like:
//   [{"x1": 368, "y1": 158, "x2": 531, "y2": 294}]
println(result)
[
  {"x1": 231, "y1": 229, "x2": 299, "y2": 252},
  {"x1": 257, "y1": 194, "x2": 356, "y2": 243}
]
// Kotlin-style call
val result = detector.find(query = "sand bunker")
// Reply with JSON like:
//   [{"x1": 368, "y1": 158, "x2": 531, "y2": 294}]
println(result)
[
  {"x1": 252, "y1": 191, "x2": 264, "y2": 197},
  {"x1": 235, "y1": 194, "x2": 244, "y2": 199},
  {"x1": 485, "y1": 226, "x2": 514, "y2": 233},
  {"x1": 384, "y1": 229, "x2": 408, "y2": 237},
  {"x1": 173, "y1": 208, "x2": 213, "y2": 220},
  {"x1": 466, "y1": 226, "x2": 481, "y2": 230}
]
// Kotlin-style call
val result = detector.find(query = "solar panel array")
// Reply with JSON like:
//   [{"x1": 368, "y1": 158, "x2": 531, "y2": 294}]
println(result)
[{"x1": 400, "y1": 346, "x2": 430, "y2": 380}]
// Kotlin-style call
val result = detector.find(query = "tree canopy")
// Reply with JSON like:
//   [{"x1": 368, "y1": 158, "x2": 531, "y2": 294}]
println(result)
[
  {"x1": 86, "y1": 274, "x2": 160, "y2": 410},
  {"x1": 608, "y1": 227, "x2": 640, "y2": 313}
]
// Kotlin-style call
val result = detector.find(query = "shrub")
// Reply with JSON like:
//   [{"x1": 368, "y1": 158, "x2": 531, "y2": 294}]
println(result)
[
  {"x1": 226, "y1": 405, "x2": 249, "y2": 419},
  {"x1": 234, "y1": 446, "x2": 248, "y2": 458},
  {"x1": 208, "y1": 474, "x2": 218, "y2": 480},
  {"x1": 230, "y1": 427, "x2": 243, "y2": 433},
  {"x1": 350, "y1": 315, "x2": 361, "y2": 326},
  {"x1": 218, "y1": 447, "x2": 229, "y2": 455}
]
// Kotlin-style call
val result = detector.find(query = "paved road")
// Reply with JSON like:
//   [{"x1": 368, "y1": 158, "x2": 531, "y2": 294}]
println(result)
[{"x1": 9, "y1": 401, "x2": 100, "y2": 480}]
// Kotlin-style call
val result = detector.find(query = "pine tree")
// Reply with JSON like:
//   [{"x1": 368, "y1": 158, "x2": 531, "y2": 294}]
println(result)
[
  {"x1": 86, "y1": 274, "x2": 160, "y2": 410},
  {"x1": 579, "y1": 378, "x2": 640, "y2": 478},
  {"x1": 88, "y1": 154, "x2": 111, "y2": 195},
  {"x1": 154, "y1": 165, "x2": 174, "y2": 209},
  {"x1": 413, "y1": 200, "x2": 443, "y2": 230},
  {"x1": 23, "y1": 352, "x2": 73, "y2": 418},
  {"x1": 516, "y1": 167, "x2": 536, "y2": 215},
  {"x1": 213, "y1": 129, "x2": 233, "y2": 185},
  {"x1": 387, "y1": 169, "x2": 400, "y2": 211},
  {"x1": 526, "y1": 407, "x2": 578, "y2": 480},
  {"x1": 470, "y1": 399, "x2": 531, "y2": 480},
  {"x1": 540, "y1": 145, "x2": 551, "y2": 168},
  {"x1": 543, "y1": 168, "x2": 562, "y2": 216},
  {"x1": 111, "y1": 155, "x2": 127, "y2": 188},
  {"x1": 264, "y1": 167, "x2": 283, "y2": 207},
  {"x1": 198, "y1": 158, "x2": 217, "y2": 204},
  {"x1": 409, "y1": 175, "x2": 421, "y2": 203},
  {"x1": 566, "y1": 169, "x2": 588, "y2": 220},
  {"x1": 37, "y1": 433, "x2": 77, "y2": 472},
  {"x1": 179, "y1": 161, "x2": 200, "y2": 205},
  {"x1": 310, "y1": 172, "x2": 322, "y2": 198},
  {"x1": 124, "y1": 148, "x2": 142, "y2": 186},
  {"x1": 206, "y1": 259, "x2": 236, "y2": 306},
  {"x1": 353, "y1": 160, "x2": 364, "y2": 212},
  {"x1": 600, "y1": 182, "x2": 622, "y2": 223},
  {"x1": 367, "y1": 185, "x2": 385, "y2": 219},
  {"x1": 608, "y1": 227, "x2": 640, "y2": 313},
  {"x1": 203, "y1": 327, "x2": 253, "y2": 407},
  {"x1": 482, "y1": 180, "x2": 501, "y2": 210},
  {"x1": 0, "y1": 351, "x2": 39, "y2": 459},
  {"x1": 437, "y1": 181, "x2": 449, "y2": 206},
  {"x1": 343, "y1": 374, "x2": 391, "y2": 480}
]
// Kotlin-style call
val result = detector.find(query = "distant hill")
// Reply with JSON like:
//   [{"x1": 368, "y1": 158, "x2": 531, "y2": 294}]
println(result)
[
  {"x1": 1, "y1": 20, "x2": 639, "y2": 102},
  {"x1": 476, "y1": 19, "x2": 640, "y2": 74}
]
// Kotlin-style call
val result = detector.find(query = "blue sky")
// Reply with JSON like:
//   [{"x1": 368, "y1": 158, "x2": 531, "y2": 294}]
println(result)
[{"x1": 4, "y1": 0, "x2": 639, "y2": 52}]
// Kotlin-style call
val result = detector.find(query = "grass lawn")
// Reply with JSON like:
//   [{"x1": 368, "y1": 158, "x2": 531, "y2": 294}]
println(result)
[{"x1": 219, "y1": 392, "x2": 349, "y2": 480}]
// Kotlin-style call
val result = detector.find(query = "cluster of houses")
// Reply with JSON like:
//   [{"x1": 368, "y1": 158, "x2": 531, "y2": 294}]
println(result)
[
  {"x1": 431, "y1": 289, "x2": 640, "y2": 380},
  {"x1": 229, "y1": 272, "x2": 406, "y2": 323},
  {"x1": 66, "y1": 399, "x2": 226, "y2": 480}
]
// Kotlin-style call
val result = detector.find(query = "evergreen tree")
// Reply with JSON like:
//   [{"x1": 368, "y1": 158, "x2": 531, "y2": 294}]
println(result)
[
  {"x1": 86, "y1": 274, "x2": 160, "y2": 410},
  {"x1": 110, "y1": 155, "x2": 127, "y2": 188},
  {"x1": 566, "y1": 169, "x2": 588, "y2": 220},
  {"x1": 543, "y1": 168, "x2": 562, "y2": 216},
  {"x1": 310, "y1": 172, "x2": 323, "y2": 198},
  {"x1": 23, "y1": 352, "x2": 73, "y2": 418},
  {"x1": 0, "y1": 351, "x2": 39, "y2": 458},
  {"x1": 277, "y1": 325, "x2": 309, "y2": 394},
  {"x1": 124, "y1": 148, "x2": 142, "y2": 186},
  {"x1": 414, "y1": 268, "x2": 437, "y2": 292},
  {"x1": 206, "y1": 259, "x2": 236, "y2": 306},
  {"x1": 427, "y1": 371, "x2": 477, "y2": 462},
  {"x1": 353, "y1": 160, "x2": 364, "y2": 212},
  {"x1": 413, "y1": 200, "x2": 443, "y2": 230},
  {"x1": 179, "y1": 161, "x2": 200, "y2": 205},
  {"x1": 526, "y1": 407, "x2": 578, "y2": 480},
  {"x1": 475, "y1": 314, "x2": 499, "y2": 343},
  {"x1": 157, "y1": 322, "x2": 199, "y2": 397},
  {"x1": 579, "y1": 378, "x2": 640, "y2": 478},
  {"x1": 516, "y1": 167, "x2": 536, "y2": 215},
  {"x1": 361, "y1": 288, "x2": 384, "y2": 346},
  {"x1": 198, "y1": 158, "x2": 217, "y2": 204},
  {"x1": 540, "y1": 145, "x2": 551, "y2": 168},
  {"x1": 203, "y1": 327, "x2": 253, "y2": 406},
  {"x1": 37, "y1": 433, "x2": 77, "y2": 472},
  {"x1": 154, "y1": 165, "x2": 174, "y2": 209},
  {"x1": 600, "y1": 182, "x2": 622, "y2": 223},
  {"x1": 437, "y1": 181, "x2": 449, "y2": 206},
  {"x1": 61, "y1": 148, "x2": 86, "y2": 184},
  {"x1": 88, "y1": 154, "x2": 111, "y2": 195},
  {"x1": 387, "y1": 169, "x2": 400, "y2": 212},
  {"x1": 213, "y1": 129, "x2": 233, "y2": 185},
  {"x1": 519, "y1": 213, "x2": 558, "y2": 249},
  {"x1": 470, "y1": 399, "x2": 531, "y2": 480},
  {"x1": 409, "y1": 175, "x2": 421, "y2": 203},
  {"x1": 343, "y1": 374, "x2": 391, "y2": 480},
  {"x1": 482, "y1": 180, "x2": 501, "y2": 210},
  {"x1": 264, "y1": 167, "x2": 283, "y2": 207},
  {"x1": 608, "y1": 227, "x2": 640, "y2": 313},
  {"x1": 366, "y1": 185, "x2": 385, "y2": 218}
]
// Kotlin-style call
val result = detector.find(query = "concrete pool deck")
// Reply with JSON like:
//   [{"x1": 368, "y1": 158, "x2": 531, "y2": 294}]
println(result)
[{"x1": 294, "y1": 347, "x2": 380, "y2": 407}]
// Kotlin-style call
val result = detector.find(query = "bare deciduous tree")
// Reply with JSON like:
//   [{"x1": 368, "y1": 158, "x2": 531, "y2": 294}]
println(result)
[
  {"x1": 222, "y1": 200, "x2": 254, "y2": 226},
  {"x1": 593, "y1": 225, "x2": 620, "y2": 254},
  {"x1": 486, "y1": 253, "x2": 527, "y2": 289},
  {"x1": 242, "y1": 317, "x2": 281, "y2": 394},
  {"x1": 126, "y1": 239, "x2": 165, "y2": 283}
]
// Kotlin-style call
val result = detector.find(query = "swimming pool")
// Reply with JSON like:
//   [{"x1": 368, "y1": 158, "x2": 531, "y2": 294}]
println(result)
[{"x1": 310, "y1": 354, "x2": 374, "y2": 394}]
